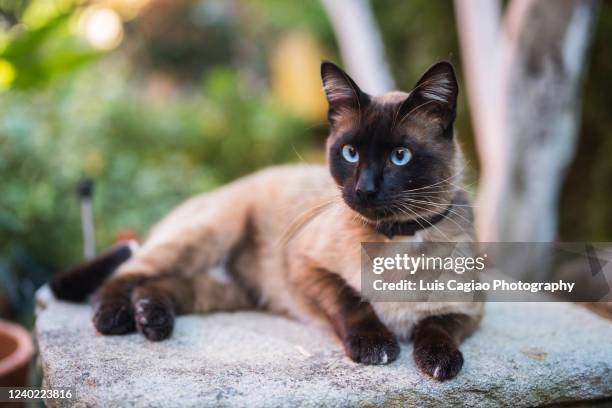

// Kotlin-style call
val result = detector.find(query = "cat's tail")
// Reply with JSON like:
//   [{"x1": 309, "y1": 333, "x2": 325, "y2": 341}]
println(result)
[{"x1": 50, "y1": 241, "x2": 138, "y2": 302}]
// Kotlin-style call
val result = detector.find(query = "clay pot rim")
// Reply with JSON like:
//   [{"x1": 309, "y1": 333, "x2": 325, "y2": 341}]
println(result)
[{"x1": 0, "y1": 320, "x2": 34, "y2": 376}]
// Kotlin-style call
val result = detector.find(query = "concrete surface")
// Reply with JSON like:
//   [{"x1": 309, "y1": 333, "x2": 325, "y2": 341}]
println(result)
[{"x1": 35, "y1": 286, "x2": 612, "y2": 407}]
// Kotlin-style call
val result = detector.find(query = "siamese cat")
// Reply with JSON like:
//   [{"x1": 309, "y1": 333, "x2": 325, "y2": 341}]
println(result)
[{"x1": 52, "y1": 61, "x2": 483, "y2": 381}]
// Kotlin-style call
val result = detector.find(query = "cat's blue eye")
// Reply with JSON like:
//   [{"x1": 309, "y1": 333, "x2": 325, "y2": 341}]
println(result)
[
  {"x1": 390, "y1": 147, "x2": 412, "y2": 166},
  {"x1": 341, "y1": 144, "x2": 359, "y2": 163}
]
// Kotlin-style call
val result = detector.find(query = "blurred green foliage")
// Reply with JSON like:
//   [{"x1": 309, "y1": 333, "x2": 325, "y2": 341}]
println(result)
[{"x1": 1, "y1": 13, "x2": 99, "y2": 89}]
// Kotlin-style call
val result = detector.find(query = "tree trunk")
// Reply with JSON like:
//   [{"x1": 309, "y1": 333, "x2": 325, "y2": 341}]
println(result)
[
  {"x1": 455, "y1": 0, "x2": 598, "y2": 242},
  {"x1": 320, "y1": 0, "x2": 395, "y2": 94}
]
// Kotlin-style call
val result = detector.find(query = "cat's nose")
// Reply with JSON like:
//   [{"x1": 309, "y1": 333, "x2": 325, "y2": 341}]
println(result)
[
  {"x1": 355, "y1": 186, "x2": 377, "y2": 201},
  {"x1": 355, "y1": 172, "x2": 378, "y2": 201}
]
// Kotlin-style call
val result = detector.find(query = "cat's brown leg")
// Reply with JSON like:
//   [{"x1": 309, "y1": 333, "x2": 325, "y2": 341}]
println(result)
[
  {"x1": 131, "y1": 273, "x2": 253, "y2": 341},
  {"x1": 297, "y1": 268, "x2": 400, "y2": 365},
  {"x1": 94, "y1": 269, "x2": 252, "y2": 340},
  {"x1": 131, "y1": 276, "x2": 195, "y2": 341},
  {"x1": 92, "y1": 275, "x2": 146, "y2": 335},
  {"x1": 412, "y1": 313, "x2": 478, "y2": 381}
]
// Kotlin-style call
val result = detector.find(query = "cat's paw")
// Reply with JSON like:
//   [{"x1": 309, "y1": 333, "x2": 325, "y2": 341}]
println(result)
[
  {"x1": 92, "y1": 300, "x2": 135, "y2": 335},
  {"x1": 413, "y1": 339, "x2": 464, "y2": 381},
  {"x1": 134, "y1": 298, "x2": 174, "y2": 341},
  {"x1": 344, "y1": 331, "x2": 400, "y2": 365}
]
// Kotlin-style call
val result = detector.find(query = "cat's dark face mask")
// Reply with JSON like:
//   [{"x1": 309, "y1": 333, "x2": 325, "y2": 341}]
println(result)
[{"x1": 321, "y1": 61, "x2": 460, "y2": 223}]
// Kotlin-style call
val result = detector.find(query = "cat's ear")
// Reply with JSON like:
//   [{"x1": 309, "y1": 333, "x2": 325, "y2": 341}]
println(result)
[
  {"x1": 404, "y1": 61, "x2": 458, "y2": 130},
  {"x1": 321, "y1": 61, "x2": 369, "y2": 126}
]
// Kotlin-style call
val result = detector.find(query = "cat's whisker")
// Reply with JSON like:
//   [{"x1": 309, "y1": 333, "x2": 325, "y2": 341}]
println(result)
[
  {"x1": 394, "y1": 202, "x2": 455, "y2": 243},
  {"x1": 395, "y1": 200, "x2": 472, "y2": 243},
  {"x1": 405, "y1": 201, "x2": 473, "y2": 231},
  {"x1": 290, "y1": 143, "x2": 306, "y2": 163},
  {"x1": 396, "y1": 203, "x2": 473, "y2": 259},
  {"x1": 402, "y1": 164, "x2": 470, "y2": 194},
  {"x1": 392, "y1": 194, "x2": 479, "y2": 209},
  {"x1": 400, "y1": 188, "x2": 458, "y2": 196},
  {"x1": 278, "y1": 198, "x2": 342, "y2": 247},
  {"x1": 400, "y1": 183, "x2": 478, "y2": 197},
  {"x1": 402, "y1": 178, "x2": 459, "y2": 195},
  {"x1": 392, "y1": 194, "x2": 474, "y2": 221}
]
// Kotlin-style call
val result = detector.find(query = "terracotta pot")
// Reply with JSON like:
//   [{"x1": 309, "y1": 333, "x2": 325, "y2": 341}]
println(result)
[{"x1": 0, "y1": 320, "x2": 34, "y2": 387}]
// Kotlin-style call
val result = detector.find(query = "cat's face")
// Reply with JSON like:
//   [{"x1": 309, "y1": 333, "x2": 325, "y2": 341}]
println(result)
[{"x1": 321, "y1": 61, "x2": 460, "y2": 222}]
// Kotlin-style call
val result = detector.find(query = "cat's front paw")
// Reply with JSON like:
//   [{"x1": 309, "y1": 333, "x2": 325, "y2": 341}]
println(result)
[
  {"x1": 134, "y1": 298, "x2": 174, "y2": 341},
  {"x1": 413, "y1": 338, "x2": 464, "y2": 381},
  {"x1": 93, "y1": 300, "x2": 135, "y2": 335},
  {"x1": 344, "y1": 331, "x2": 400, "y2": 365}
]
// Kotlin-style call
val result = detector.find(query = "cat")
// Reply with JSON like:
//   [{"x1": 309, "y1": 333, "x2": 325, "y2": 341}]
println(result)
[{"x1": 51, "y1": 61, "x2": 483, "y2": 381}]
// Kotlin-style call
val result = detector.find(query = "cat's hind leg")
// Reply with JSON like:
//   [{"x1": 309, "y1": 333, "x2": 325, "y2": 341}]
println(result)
[
  {"x1": 92, "y1": 185, "x2": 256, "y2": 338},
  {"x1": 131, "y1": 276, "x2": 194, "y2": 341},
  {"x1": 132, "y1": 273, "x2": 252, "y2": 341},
  {"x1": 93, "y1": 271, "x2": 253, "y2": 340},
  {"x1": 92, "y1": 275, "x2": 144, "y2": 335}
]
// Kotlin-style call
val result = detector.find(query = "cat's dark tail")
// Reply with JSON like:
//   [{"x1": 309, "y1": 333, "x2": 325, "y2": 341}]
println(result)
[{"x1": 50, "y1": 241, "x2": 138, "y2": 302}]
